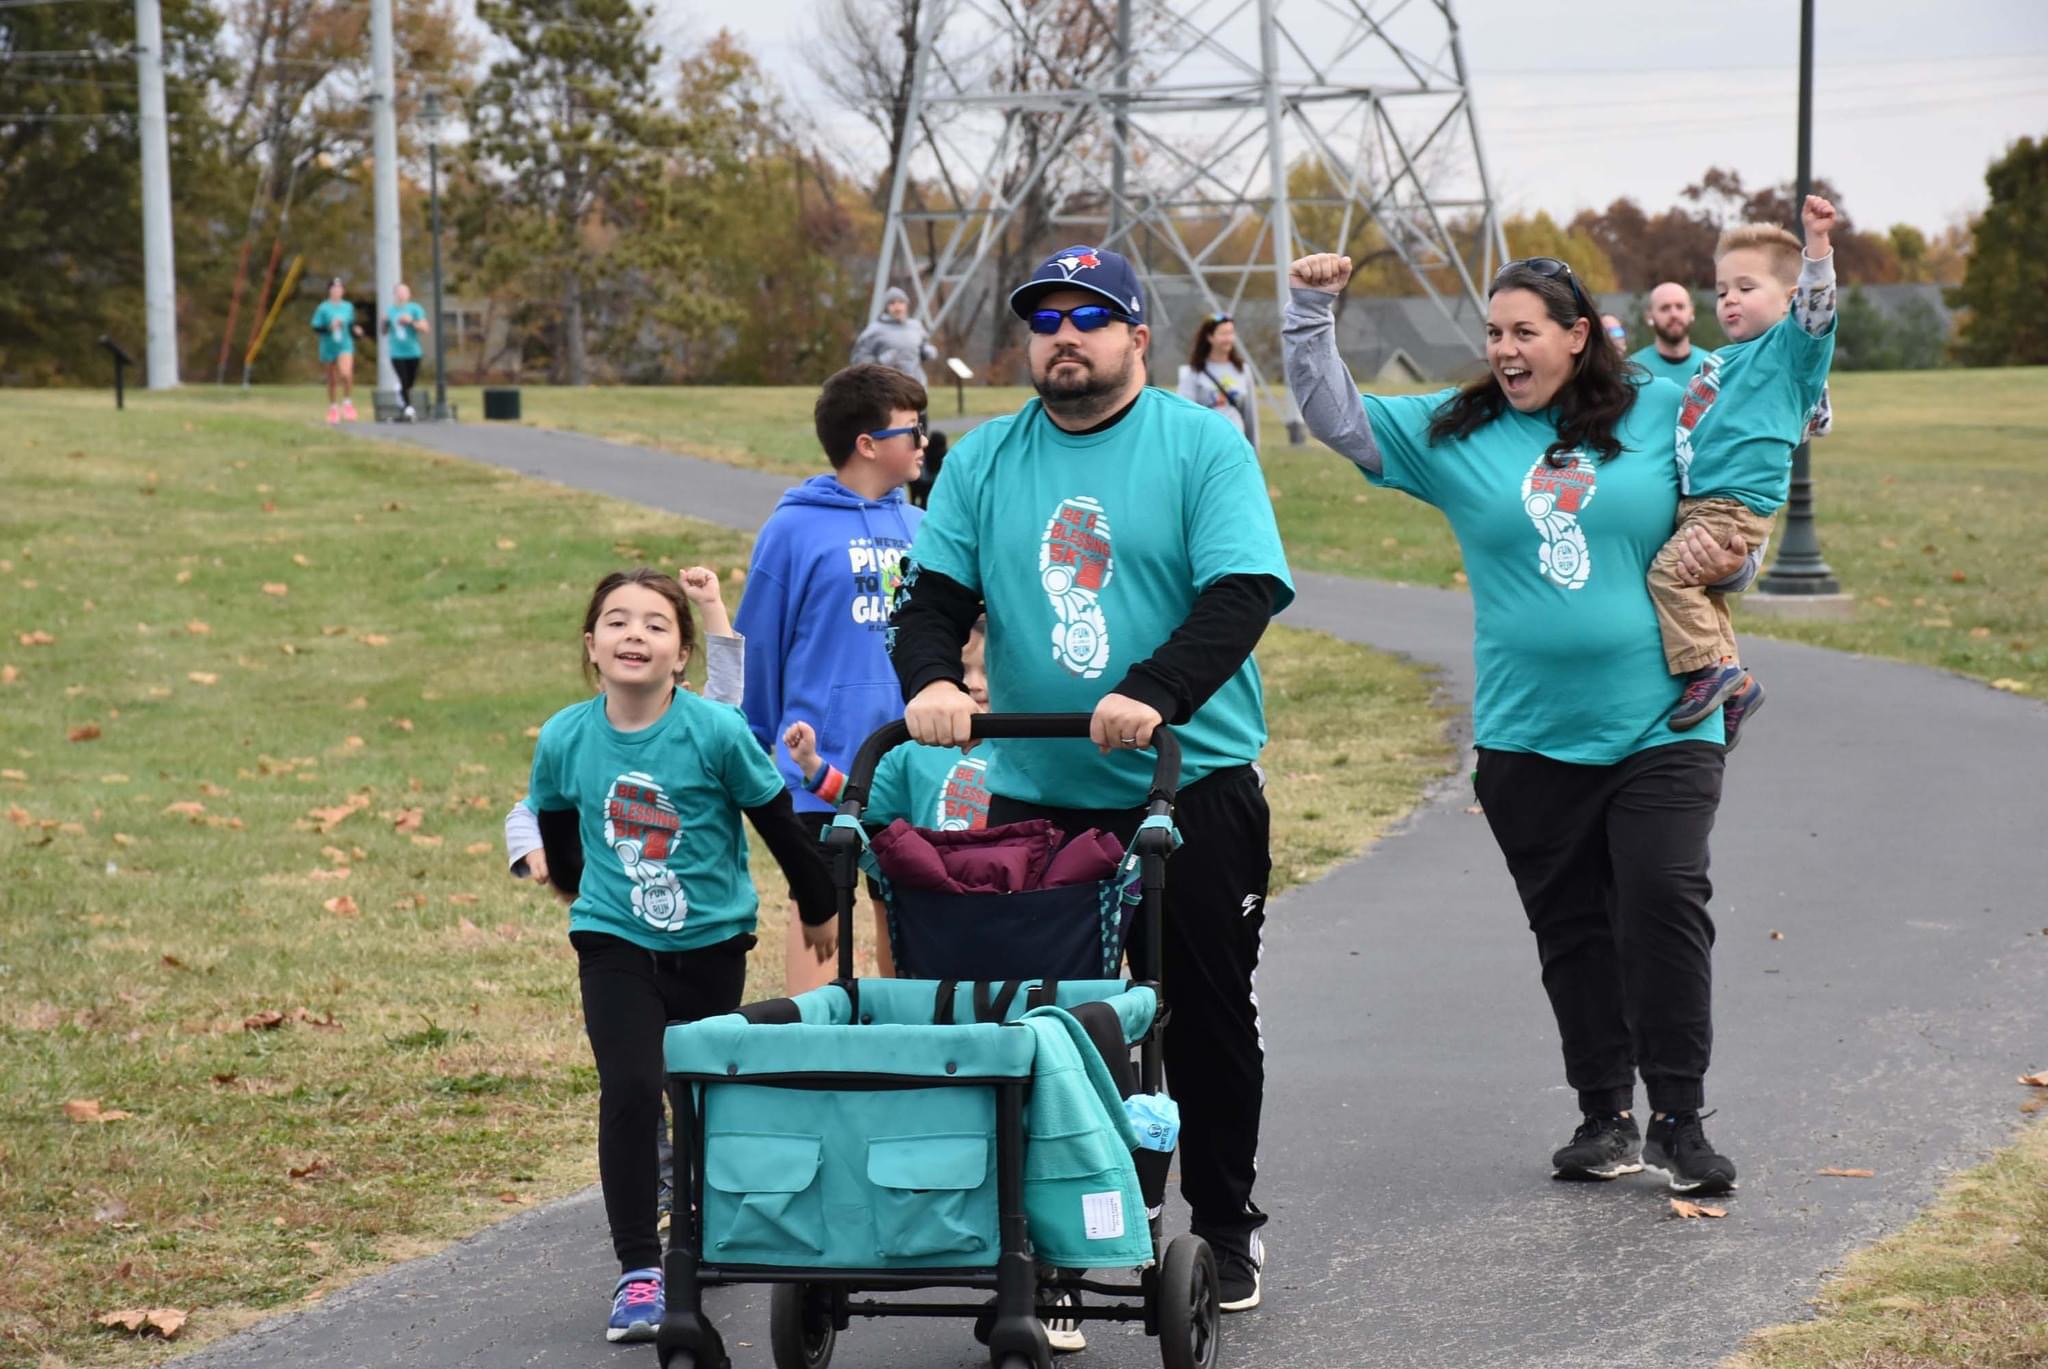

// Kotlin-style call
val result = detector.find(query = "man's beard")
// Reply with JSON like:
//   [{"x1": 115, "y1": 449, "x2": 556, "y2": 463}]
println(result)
[
  {"x1": 1033, "y1": 344, "x2": 1136, "y2": 421},
  {"x1": 1655, "y1": 319, "x2": 1692, "y2": 345}
]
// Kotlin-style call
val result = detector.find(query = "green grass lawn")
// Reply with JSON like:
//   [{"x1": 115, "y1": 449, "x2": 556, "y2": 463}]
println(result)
[
  {"x1": 187, "y1": 368, "x2": 2041, "y2": 697},
  {"x1": 0, "y1": 390, "x2": 1451, "y2": 1366}
]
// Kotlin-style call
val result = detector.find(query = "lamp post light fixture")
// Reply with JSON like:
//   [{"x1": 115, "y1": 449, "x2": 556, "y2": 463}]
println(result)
[{"x1": 423, "y1": 89, "x2": 451, "y2": 422}]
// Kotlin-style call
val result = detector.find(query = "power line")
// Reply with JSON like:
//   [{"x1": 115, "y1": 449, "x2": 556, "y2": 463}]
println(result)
[{"x1": 0, "y1": 0, "x2": 122, "y2": 8}]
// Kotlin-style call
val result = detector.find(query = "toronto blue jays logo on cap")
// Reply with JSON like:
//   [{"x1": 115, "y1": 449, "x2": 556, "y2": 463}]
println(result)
[{"x1": 1009, "y1": 244, "x2": 1146, "y2": 320}]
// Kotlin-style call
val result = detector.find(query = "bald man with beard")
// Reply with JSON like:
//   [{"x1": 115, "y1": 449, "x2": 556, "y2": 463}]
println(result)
[{"x1": 1631, "y1": 281, "x2": 1710, "y2": 384}]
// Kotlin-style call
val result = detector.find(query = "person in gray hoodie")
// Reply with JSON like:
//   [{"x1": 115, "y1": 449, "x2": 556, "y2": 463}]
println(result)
[{"x1": 851, "y1": 287, "x2": 938, "y2": 382}]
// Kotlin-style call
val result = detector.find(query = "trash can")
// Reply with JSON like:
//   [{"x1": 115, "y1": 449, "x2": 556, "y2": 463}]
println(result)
[{"x1": 482, "y1": 387, "x2": 522, "y2": 421}]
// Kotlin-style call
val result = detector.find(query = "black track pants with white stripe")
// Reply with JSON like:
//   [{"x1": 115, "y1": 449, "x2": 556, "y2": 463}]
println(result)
[{"x1": 989, "y1": 762, "x2": 1271, "y2": 1238}]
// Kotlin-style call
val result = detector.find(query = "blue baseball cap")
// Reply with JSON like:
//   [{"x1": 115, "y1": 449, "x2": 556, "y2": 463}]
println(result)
[{"x1": 1008, "y1": 245, "x2": 1145, "y2": 322}]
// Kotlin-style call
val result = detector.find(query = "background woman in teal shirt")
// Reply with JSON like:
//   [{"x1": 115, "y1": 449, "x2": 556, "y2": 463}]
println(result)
[
  {"x1": 308, "y1": 277, "x2": 363, "y2": 425},
  {"x1": 1284, "y1": 251, "x2": 1754, "y2": 1198}
]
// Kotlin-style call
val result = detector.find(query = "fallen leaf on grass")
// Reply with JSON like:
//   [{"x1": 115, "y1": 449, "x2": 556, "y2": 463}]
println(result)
[
  {"x1": 465, "y1": 842, "x2": 492, "y2": 856},
  {"x1": 1818, "y1": 1167, "x2": 1875, "y2": 1179},
  {"x1": 185, "y1": 620, "x2": 211, "y2": 635},
  {"x1": 188, "y1": 671, "x2": 219, "y2": 686},
  {"x1": 199, "y1": 781, "x2": 229, "y2": 797},
  {"x1": 523, "y1": 725, "x2": 541, "y2": 739},
  {"x1": 68, "y1": 724, "x2": 103, "y2": 742},
  {"x1": 1668, "y1": 1199, "x2": 1725, "y2": 1219},
  {"x1": 288, "y1": 1157, "x2": 329, "y2": 1180},
  {"x1": 65, "y1": 1099, "x2": 134, "y2": 1123},
  {"x1": 359, "y1": 633, "x2": 390, "y2": 647},
  {"x1": 160, "y1": 954, "x2": 184, "y2": 969},
  {"x1": 1, "y1": 768, "x2": 23, "y2": 781},
  {"x1": 392, "y1": 807, "x2": 424, "y2": 833},
  {"x1": 393, "y1": 717, "x2": 414, "y2": 732},
  {"x1": 495, "y1": 538, "x2": 517, "y2": 550},
  {"x1": 323, "y1": 895, "x2": 360, "y2": 917},
  {"x1": 448, "y1": 894, "x2": 480, "y2": 907},
  {"x1": 112, "y1": 832, "x2": 135, "y2": 846},
  {"x1": 1990, "y1": 679, "x2": 2031, "y2": 693},
  {"x1": 411, "y1": 834, "x2": 444, "y2": 848},
  {"x1": 307, "y1": 866, "x2": 351, "y2": 882},
  {"x1": 97, "y1": 1307, "x2": 187, "y2": 1339},
  {"x1": 211, "y1": 1072, "x2": 238, "y2": 1086},
  {"x1": 343, "y1": 736, "x2": 365, "y2": 750},
  {"x1": 1949, "y1": 570, "x2": 1967, "y2": 584},
  {"x1": 262, "y1": 582, "x2": 289, "y2": 597},
  {"x1": 175, "y1": 569, "x2": 192, "y2": 583},
  {"x1": 292, "y1": 1007, "x2": 342, "y2": 1030},
  {"x1": 1, "y1": 664, "x2": 16, "y2": 685},
  {"x1": 19, "y1": 630, "x2": 55, "y2": 646},
  {"x1": 7, "y1": 806, "x2": 31, "y2": 827},
  {"x1": 306, "y1": 796, "x2": 370, "y2": 832},
  {"x1": 163, "y1": 801, "x2": 206, "y2": 818},
  {"x1": 2022, "y1": 1098, "x2": 2045, "y2": 1116},
  {"x1": 243, "y1": 1011, "x2": 286, "y2": 1031},
  {"x1": 392, "y1": 893, "x2": 428, "y2": 909},
  {"x1": 291, "y1": 553, "x2": 311, "y2": 567},
  {"x1": 2019, "y1": 1070, "x2": 2048, "y2": 1088},
  {"x1": 497, "y1": 1191, "x2": 522, "y2": 1204}
]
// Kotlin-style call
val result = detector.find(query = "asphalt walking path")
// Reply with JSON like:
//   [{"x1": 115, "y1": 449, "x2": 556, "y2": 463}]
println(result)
[{"x1": 180, "y1": 418, "x2": 2048, "y2": 1369}]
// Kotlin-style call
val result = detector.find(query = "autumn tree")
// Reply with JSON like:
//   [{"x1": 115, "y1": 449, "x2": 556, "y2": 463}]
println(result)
[
  {"x1": 1503, "y1": 212, "x2": 1618, "y2": 293},
  {"x1": 1950, "y1": 135, "x2": 2048, "y2": 366},
  {"x1": 1568, "y1": 198, "x2": 1718, "y2": 291}
]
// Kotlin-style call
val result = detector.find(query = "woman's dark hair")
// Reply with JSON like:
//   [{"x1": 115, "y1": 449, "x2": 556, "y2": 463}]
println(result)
[
  {"x1": 1186, "y1": 313, "x2": 1245, "y2": 370},
  {"x1": 579, "y1": 568, "x2": 695, "y2": 686},
  {"x1": 1425, "y1": 263, "x2": 1642, "y2": 464}
]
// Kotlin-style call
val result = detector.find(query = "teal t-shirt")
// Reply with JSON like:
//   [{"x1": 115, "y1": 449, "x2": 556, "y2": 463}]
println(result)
[
  {"x1": 387, "y1": 301, "x2": 426, "y2": 360},
  {"x1": 1674, "y1": 313, "x2": 1836, "y2": 515},
  {"x1": 1629, "y1": 343, "x2": 1708, "y2": 387},
  {"x1": 1361, "y1": 382, "x2": 1724, "y2": 763},
  {"x1": 528, "y1": 690, "x2": 785, "y2": 951},
  {"x1": 907, "y1": 388, "x2": 1295, "y2": 808},
  {"x1": 311, "y1": 300, "x2": 355, "y2": 360},
  {"x1": 869, "y1": 744, "x2": 991, "y2": 830}
]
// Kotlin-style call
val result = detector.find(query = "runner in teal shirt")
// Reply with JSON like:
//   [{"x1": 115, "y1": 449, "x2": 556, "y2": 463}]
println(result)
[
  {"x1": 382, "y1": 282, "x2": 430, "y2": 420},
  {"x1": 1285, "y1": 251, "x2": 1755, "y2": 1200},
  {"x1": 528, "y1": 688, "x2": 787, "y2": 952},
  {"x1": 309, "y1": 277, "x2": 360, "y2": 425}
]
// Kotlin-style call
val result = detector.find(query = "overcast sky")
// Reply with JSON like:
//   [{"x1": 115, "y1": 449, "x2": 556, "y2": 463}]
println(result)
[{"x1": 640, "y1": 0, "x2": 2048, "y2": 233}]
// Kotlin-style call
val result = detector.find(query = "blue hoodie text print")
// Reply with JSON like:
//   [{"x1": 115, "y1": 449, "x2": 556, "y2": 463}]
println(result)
[{"x1": 848, "y1": 537, "x2": 909, "y2": 627}]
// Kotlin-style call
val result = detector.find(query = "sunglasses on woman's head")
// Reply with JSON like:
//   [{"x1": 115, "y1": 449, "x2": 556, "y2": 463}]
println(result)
[
  {"x1": 1209, "y1": 313, "x2": 1232, "y2": 324},
  {"x1": 1497, "y1": 257, "x2": 1596, "y2": 319},
  {"x1": 1027, "y1": 304, "x2": 1139, "y2": 336}
]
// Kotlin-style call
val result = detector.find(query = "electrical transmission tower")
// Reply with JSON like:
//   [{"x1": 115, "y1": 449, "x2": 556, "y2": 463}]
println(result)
[{"x1": 872, "y1": 0, "x2": 1508, "y2": 394}]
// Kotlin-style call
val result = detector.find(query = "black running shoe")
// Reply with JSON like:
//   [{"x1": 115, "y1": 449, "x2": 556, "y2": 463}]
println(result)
[
  {"x1": 1551, "y1": 1112, "x2": 1644, "y2": 1181},
  {"x1": 1642, "y1": 1111, "x2": 1738, "y2": 1195},
  {"x1": 1211, "y1": 1230, "x2": 1264, "y2": 1312}
]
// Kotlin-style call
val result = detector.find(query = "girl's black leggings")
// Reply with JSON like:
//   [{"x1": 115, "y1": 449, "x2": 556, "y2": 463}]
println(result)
[{"x1": 571, "y1": 929, "x2": 752, "y2": 1271}]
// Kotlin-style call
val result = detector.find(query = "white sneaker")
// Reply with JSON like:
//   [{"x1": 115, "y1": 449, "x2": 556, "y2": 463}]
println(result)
[
  {"x1": 1216, "y1": 1230, "x2": 1264, "y2": 1313},
  {"x1": 1043, "y1": 1289, "x2": 1086, "y2": 1353},
  {"x1": 402, "y1": 404, "x2": 417, "y2": 422}
]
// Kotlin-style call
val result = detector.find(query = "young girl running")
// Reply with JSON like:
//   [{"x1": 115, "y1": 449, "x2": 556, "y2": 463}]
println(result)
[
  {"x1": 526, "y1": 568, "x2": 835, "y2": 1343},
  {"x1": 309, "y1": 277, "x2": 363, "y2": 425}
]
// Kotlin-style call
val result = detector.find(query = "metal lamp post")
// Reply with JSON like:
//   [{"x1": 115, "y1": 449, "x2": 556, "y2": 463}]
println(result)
[
  {"x1": 1757, "y1": 0, "x2": 1840, "y2": 596},
  {"x1": 423, "y1": 90, "x2": 451, "y2": 421}
]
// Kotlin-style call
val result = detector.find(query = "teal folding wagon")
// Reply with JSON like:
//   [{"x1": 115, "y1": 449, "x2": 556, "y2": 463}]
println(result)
[{"x1": 656, "y1": 715, "x2": 1220, "y2": 1369}]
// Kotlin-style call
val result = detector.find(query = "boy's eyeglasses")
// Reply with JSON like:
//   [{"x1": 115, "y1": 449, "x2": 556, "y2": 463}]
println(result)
[
  {"x1": 1498, "y1": 257, "x2": 1596, "y2": 320},
  {"x1": 866, "y1": 418, "x2": 929, "y2": 443},
  {"x1": 1027, "y1": 304, "x2": 1139, "y2": 336},
  {"x1": 1605, "y1": 325, "x2": 1628, "y2": 339}
]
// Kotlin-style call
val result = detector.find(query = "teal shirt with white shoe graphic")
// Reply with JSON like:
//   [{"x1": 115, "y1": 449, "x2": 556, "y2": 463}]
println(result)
[
  {"x1": 528, "y1": 689, "x2": 785, "y2": 952},
  {"x1": 311, "y1": 300, "x2": 355, "y2": 362},
  {"x1": 906, "y1": 387, "x2": 1294, "y2": 809},
  {"x1": 386, "y1": 301, "x2": 427, "y2": 360},
  {"x1": 1674, "y1": 312, "x2": 1836, "y2": 516},
  {"x1": 1361, "y1": 381, "x2": 1725, "y2": 762},
  {"x1": 868, "y1": 743, "x2": 991, "y2": 830}
]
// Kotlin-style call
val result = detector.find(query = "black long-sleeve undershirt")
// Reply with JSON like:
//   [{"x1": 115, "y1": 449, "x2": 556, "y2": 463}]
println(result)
[{"x1": 888, "y1": 564, "x2": 1283, "y2": 724}]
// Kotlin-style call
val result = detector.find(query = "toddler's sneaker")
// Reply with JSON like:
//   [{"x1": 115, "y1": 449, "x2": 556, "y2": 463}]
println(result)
[
  {"x1": 340, "y1": 399, "x2": 358, "y2": 422},
  {"x1": 605, "y1": 1267, "x2": 663, "y2": 1343},
  {"x1": 325, "y1": 404, "x2": 340, "y2": 426},
  {"x1": 1643, "y1": 1111, "x2": 1738, "y2": 1195},
  {"x1": 1670, "y1": 662, "x2": 1748, "y2": 730},
  {"x1": 1721, "y1": 675, "x2": 1766, "y2": 753},
  {"x1": 1551, "y1": 1111, "x2": 1643, "y2": 1181}
]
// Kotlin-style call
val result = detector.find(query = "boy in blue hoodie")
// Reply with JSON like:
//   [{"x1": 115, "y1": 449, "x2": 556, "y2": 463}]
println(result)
[{"x1": 738, "y1": 363, "x2": 929, "y2": 991}]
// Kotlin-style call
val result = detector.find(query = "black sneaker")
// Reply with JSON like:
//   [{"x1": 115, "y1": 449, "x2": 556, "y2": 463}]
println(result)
[
  {"x1": 1551, "y1": 1112, "x2": 1643, "y2": 1181},
  {"x1": 1642, "y1": 1111, "x2": 1738, "y2": 1195},
  {"x1": 1211, "y1": 1230, "x2": 1264, "y2": 1312}
]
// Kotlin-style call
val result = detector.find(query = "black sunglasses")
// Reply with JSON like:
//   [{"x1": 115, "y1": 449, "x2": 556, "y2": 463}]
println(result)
[
  {"x1": 1497, "y1": 257, "x2": 1595, "y2": 319},
  {"x1": 1027, "y1": 304, "x2": 1138, "y2": 336}
]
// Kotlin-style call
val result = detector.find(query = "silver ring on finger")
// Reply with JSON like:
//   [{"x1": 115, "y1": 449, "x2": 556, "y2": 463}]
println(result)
[{"x1": 1119, "y1": 735, "x2": 1139, "y2": 746}]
